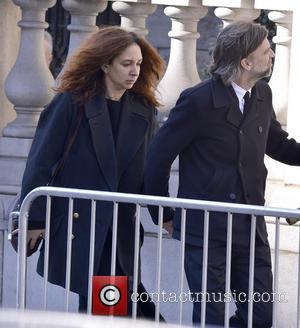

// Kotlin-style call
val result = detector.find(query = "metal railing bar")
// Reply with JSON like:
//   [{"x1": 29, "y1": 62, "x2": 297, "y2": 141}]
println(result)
[
  {"x1": 87, "y1": 200, "x2": 96, "y2": 315},
  {"x1": 65, "y1": 198, "x2": 74, "y2": 312},
  {"x1": 21, "y1": 187, "x2": 300, "y2": 219},
  {"x1": 144, "y1": 231, "x2": 172, "y2": 239},
  {"x1": 42, "y1": 196, "x2": 51, "y2": 311},
  {"x1": 155, "y1": 206, "x2": 163, "y2": 322},
  {"x1": 17, "y1": 202, "x2": 29, "y2": 310},
  {"x1": 179, "y1": 208, "x2": 186, "y2": 326},
  {"x1": 224, "y1": 212, "x2": 233, "y2": 328},
  {"x1": 132, "y1": 204, "x2": 141, "y2": 320},
  {"x1": 247, "y1": 215, "x2": 256, "y2": 328},
  {"x1": 201, "y1": 210, "x2": 210, "y2": 328},
  {"x1": 272, "y1": 217, "x2": 280, "y2": 328},
  {"x1": 110, "y1": 202, "x2": 119, "y2": 277}
]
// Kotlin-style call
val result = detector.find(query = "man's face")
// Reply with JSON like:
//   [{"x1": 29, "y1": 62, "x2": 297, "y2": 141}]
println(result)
[{"x1": 246, "y1": 37, "x2": 275, "y2": 80}]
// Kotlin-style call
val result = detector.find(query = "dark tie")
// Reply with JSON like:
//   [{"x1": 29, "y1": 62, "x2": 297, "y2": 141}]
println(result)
[{"x1": 243, "y1": 91, "x2": 250, "y2": 115}]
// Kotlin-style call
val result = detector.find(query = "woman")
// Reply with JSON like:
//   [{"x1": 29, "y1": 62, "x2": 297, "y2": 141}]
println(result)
[{"x1": 19, "y1": 26, "x2": 164, "y2": 316}]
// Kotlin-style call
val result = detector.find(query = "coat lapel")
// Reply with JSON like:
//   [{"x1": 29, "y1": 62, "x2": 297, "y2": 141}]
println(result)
[
  {"x1": 211, "y1": 78, "x2": 243, "y2": 128},
  {"x1": 226, "y1": 101, "x2": 243, "y2": 127},
  {"x1": 85, "y1": 93, "x2": 118, "y2": 190},
  {"x1": 116, "y1": 92, "x2": 149, "y2": 180}
]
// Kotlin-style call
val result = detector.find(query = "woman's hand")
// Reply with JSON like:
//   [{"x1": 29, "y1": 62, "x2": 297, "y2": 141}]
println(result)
[
  {"x1": 27, "y1": 229, "x2": 45, "y2": 250},
  {"x1": 12, "y1": 228, "x2": 45, "y2": 250},
  {"x1": 163, "y1": 221, "x2": 173, "y2": 235}
]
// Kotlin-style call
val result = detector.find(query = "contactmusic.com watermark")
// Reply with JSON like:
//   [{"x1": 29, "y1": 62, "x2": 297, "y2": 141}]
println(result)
[
  {"x1": 92, "y1": 276, "x2": 288, "y2": 316},
  {"x1": 131, "y1": 290, "x2": 288, "y2": 304}
]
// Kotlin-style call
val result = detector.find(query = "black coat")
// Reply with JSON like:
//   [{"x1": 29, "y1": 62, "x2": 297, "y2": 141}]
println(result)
[
  {"x1": 20, "y1": 91, "x2": 157, "y2": 296},
  {"x1": 145, "y1": 77, "x2": 300, "y2": 246}
]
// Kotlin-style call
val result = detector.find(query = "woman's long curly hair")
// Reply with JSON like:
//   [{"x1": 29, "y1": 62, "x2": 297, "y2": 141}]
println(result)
[{"x1": 55, "y1": 26, "x2": 165, "y2": 107}]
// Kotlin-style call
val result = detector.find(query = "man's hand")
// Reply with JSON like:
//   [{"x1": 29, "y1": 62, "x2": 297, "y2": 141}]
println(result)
[
  {"x1": 286, "y1": 218, "x2": 298, "y2": 225},
  {"x1": 163, "y1": 221, "x2": 173, "y2": 235}
]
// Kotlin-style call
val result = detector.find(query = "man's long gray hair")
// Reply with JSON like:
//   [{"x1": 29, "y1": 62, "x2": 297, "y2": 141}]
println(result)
[{"x1": 209, "y1": 21, "x2": 268, "y2": 85}]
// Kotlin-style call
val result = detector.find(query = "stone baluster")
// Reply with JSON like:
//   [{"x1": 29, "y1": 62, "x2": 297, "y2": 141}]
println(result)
[
  {"x1": 214, "y1": 7, "x2": 261, "y2": 27},
  {"x1": 0, "y1": 0, "x2": 57, "y2": 197},
  {"x1": 3, "y1": 0, "x2": 57, "y2": 138},
  {"x1": 156, "y1": 5, "x2": 208, "y2": 115},
  {"x1": 0, "y1": 1, "x2": 21, "y2": 133},
  {"x1": 111, "y1": 1, "x2": 157, "y2": 38},
  {"x1": 268, "y1": 11, "x2": 292, "y2": 127},
  {"x1": 62, "y1": 0, "x2": 108, "y2": 57}
]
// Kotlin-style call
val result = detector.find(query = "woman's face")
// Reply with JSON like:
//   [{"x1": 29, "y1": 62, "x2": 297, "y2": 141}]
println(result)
[{"x1": 103, "y1": 43, "x2": 143, "y2": 95}]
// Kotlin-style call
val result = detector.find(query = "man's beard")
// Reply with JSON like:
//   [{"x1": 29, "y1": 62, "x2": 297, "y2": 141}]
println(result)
[
  {"x1": 252, "y1": 65, "x2": 273, "y2": 83},
  {"x1": 259, "y1": 66, "x2": 272, "y2": 79}
]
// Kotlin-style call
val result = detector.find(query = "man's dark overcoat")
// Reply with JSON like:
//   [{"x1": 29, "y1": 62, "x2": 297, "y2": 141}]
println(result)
[
  {"x1": 145, "y1": 77, "x2": 300, "y2": 246},
  {"x1": 20, "y1": 91, "x2": 157, "y2": 296}
]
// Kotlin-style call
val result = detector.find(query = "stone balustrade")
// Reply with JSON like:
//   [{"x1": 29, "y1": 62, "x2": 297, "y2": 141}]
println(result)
[
  {"x1": 1, "y1": 0, "x2": 297, "y2": 130},
  {"x1": 0, "y1": 0, "x2": 298, "y2": 231}
]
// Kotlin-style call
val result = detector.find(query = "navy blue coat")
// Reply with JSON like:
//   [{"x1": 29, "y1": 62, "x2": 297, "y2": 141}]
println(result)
[
  {"x1": 20, "y1": 91, "x2": 157, "y2": 296},
  {"x1": 145, "y1": 78, "x2": 300, "y2": 246}
]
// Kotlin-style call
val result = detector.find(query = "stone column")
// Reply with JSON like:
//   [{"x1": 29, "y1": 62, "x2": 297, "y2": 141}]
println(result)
[
  {"x1": 111, "y1": 1, "x2": 157, "y2": 38},
  {"x1": 62, "y1": 0, "x2": 108, "y2": 58},
  {"x1": 156, "y1": 5, "x2": 208, "y2": 115},
  {"x1": 0, "y1": 1, "x2": 20, "y2": 133},
  {"x1": 268, "y1": 11, "x2": 292, "y2": 127},
  {"x1": 214, "y1": 7, "x2": 260, "y2": 27},
  {"x1": 0, "y1": 0, "x2": 56, "y2": 202},
  {"x1": 3, "y1": 0, "x2": 57, "y2": 138}
]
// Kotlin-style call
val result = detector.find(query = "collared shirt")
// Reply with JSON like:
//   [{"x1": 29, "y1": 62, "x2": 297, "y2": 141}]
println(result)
[{"x1": 231, "y1": 81, "x2": 251, "y2": 113}]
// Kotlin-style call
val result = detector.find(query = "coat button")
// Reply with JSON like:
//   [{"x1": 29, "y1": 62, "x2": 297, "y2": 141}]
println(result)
[
  {"x1": 229, "y1": 193, "x2": 236, "y2": 200},
  {"x1": 239, "y1": 162, "x2": 243, "y2": 168},
  {"x1": 258, "y1": 126, "x2": 263, "y2": 133},
  {"x1": 72, "y1": 234, "x2": 75, "y2": 240},
  {"x1": 73, "y1": 212, "x2": 79, "y2": 219},
  {"x1": 239, "y1": 129, "x2": 243, "y2": 135}
]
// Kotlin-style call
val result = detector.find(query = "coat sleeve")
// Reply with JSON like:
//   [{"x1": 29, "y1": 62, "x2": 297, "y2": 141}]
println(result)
[
  {"x1": 266, "y1": 109, "x2": 300, "y2": 165},
  {"x1": 144, "y1": 90, "x2": 201, "y2": 224},
  {"x1": 20, "y1": 92, "x2": 76, "y2": 227}
]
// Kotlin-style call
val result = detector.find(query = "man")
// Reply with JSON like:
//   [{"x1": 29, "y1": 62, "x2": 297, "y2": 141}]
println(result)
[{"x1": 145, "y1": 21, "x2": 300, "y2": 327}]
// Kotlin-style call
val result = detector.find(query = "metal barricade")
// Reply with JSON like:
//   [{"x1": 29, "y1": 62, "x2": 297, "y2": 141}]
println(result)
[
  {"x1": 0, "y1": 308, "x2": 168, "y2": 328},
  {"x1": 8, "y1": 186, "x2": 300, "y2": 327}
]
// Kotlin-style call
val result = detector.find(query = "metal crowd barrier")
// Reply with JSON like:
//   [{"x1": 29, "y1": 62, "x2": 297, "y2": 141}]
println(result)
[
  {"x1": 0, "y1": 308, "x2": 166, "y2": 328},
  {"x1": 8, "y1": 186, "x2": 300, "y2": 327}
]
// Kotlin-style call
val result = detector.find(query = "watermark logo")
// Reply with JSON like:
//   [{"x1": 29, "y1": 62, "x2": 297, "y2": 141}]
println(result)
[
  {"x1": 92, "y1": 276, "x2": 287, "y2": 315},
  {"x1": 92, "y1": 276, "x2": 128, "y2": 315}
]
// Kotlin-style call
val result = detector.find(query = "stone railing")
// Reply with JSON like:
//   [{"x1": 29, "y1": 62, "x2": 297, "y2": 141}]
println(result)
[{"x1": 0, "y1": 0, "x2": 299, "y2": 210}]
